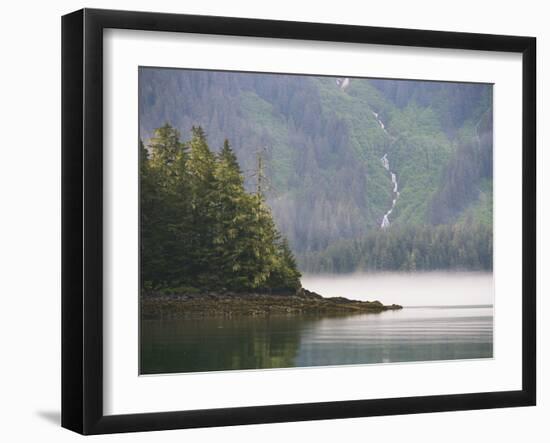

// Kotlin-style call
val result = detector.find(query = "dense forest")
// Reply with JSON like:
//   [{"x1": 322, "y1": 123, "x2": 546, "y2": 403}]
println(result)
[
  {"x1": 300, "y1": 222, "x2": 492, "y2": 273},
  {"x1": 139, "y1": 69, "x2": 493, "y2": 274},
  {"x1": 140, "y1": 124, "x2": 301, "y2": 292}
]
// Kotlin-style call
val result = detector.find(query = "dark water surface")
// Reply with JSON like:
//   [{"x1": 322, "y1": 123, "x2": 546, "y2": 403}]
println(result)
[{"x1": 140, "y1": 305, "x2": 493, "y2": 374}]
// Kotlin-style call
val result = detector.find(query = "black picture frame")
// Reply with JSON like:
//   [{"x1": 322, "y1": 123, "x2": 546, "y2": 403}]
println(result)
[{"x1": 62, "y1": 8, "x2": 536, "y2": 435}]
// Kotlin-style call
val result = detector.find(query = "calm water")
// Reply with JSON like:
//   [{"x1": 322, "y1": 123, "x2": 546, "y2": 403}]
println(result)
[{"x1": 141, "y1": 272, "x2": 494, "y2": 374}]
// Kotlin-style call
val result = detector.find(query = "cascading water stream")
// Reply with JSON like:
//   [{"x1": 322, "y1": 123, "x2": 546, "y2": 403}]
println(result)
[
  {"x1": 336, "y1": 77, "x2": 350, "y2": 90},
  {"x1": 372, "y1": 111, "x2": 388, "y2": 134},
  {"x1": 375, "y1": 112, "x2": 399, "y2": 229}
]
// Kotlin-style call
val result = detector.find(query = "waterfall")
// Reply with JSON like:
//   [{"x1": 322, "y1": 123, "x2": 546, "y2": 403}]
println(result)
[
  {"x1": 381, "y1": 153, "x2": 390, "y2": 170},
  {"x1": 380, "y1": 155, "x2": 399, "y2": 229},
  {"x1": 377, "y1": 114, "x2": 399, "y2": 229},
  {"x1": 336, "y1": 77, "x2": 350, "y2": 90},
  {"x1": 372, "y1": 111, "x2": 388, "y2": 134}
]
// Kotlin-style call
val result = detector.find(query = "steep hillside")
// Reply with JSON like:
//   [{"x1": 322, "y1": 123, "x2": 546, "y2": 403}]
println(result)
[{"x1": 139, "y1": 68, "x2": 493, "y2": 271}]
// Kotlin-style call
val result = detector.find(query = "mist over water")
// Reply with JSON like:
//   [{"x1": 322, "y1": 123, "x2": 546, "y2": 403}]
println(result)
[{"x1": 301, "y1": 271, "x2": 494, "y2": 307}]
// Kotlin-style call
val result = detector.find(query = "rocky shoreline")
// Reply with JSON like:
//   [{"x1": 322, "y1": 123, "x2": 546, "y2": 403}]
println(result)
[{"x1": 141, "y1": 288, "x2": 402, "y2": 319}]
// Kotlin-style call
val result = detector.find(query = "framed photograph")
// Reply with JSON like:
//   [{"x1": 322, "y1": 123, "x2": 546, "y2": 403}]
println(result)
[{"x1": 62, "y1": 8, "x2": 536, "y2": 435}]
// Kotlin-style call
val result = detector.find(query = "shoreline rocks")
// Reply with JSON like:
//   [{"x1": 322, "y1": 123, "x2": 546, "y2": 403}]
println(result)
[{"x1": 141, "y1": 288, "x2": 402, "y2": 319}]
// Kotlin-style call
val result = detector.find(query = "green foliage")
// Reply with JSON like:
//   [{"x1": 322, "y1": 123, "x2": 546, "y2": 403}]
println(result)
[
  {"x1": 300, "y1": 223, "x2": 493, "y2": 273},
  {"x1": 140, "y1": 124, "x2": 302, "y2": 293},
  {"x1": 429, "y1": 107, "x2": 493, "y2": 225},
  {"x1": 140, "y1": 126, "x2": 191, "y2": 285}
]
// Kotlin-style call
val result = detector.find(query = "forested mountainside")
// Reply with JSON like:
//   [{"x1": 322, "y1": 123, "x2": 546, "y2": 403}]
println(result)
[{"x1": 139, "y1": 68, "x2": 493, "y2": 272}]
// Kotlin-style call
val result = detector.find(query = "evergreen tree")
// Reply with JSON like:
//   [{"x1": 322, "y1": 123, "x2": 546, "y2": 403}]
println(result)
[
  {"x1": 140, "y1": 124, "x2": 191, "y2": 287},
  {"x1": 213, "y1": 139, "x2": 250, "y2": 289},
  {"x1": 265, "y1": 236, "x2": 302, "y2": 292},
  {"x1": 186, "y1": 126, "x2": 218, "y2": 287}
]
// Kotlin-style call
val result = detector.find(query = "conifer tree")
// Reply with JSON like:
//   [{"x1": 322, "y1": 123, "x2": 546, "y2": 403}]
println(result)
[
  {"x1": 186, "y1": 126, "x2": 218, "y2": 287},
  {"x1": 141, "y1": 124, "x2": 190, "y2": 286},
  {"x1": 265, "y1": 236, "x2": 302, "y2": 291},
  {"x1": 213, "y1": 139, "x2": 249, "y2": 289}
]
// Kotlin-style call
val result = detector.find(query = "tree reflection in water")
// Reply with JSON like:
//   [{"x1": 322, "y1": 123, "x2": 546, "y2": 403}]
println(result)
[{"x1": 140, "y1": 315, "x2": 322, "y2": 374}]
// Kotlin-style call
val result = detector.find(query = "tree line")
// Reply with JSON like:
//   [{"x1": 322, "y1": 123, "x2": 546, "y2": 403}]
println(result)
[
  {"x1": 140, "y1": 124, "x2": 301, "y2": 293},
  {"x1": 299, "y1": 222, "x2": 493, "y2": 273}
]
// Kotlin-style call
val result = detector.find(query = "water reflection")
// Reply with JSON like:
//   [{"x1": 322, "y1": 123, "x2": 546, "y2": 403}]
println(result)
[
  {"x1": 140, "y1": 305, "x2": 493, "y2": 374},
  {"x1": 295, "y1": 306, "x2": 492, "y2": 367},
  {"x1": 141, "y1": 315, "x2": 314, "y2": 374}
]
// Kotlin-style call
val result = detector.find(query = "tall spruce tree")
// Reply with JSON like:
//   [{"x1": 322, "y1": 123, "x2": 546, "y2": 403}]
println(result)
[
  {"x1": 213, "y1": 140, "x2": 250, "y2": 289},
  {"x1": 141, "y1": 124, "x2": 191, "y2": 287},
  {"x1": 186, "y1": 126, "x2": 218, "y2": 287}
]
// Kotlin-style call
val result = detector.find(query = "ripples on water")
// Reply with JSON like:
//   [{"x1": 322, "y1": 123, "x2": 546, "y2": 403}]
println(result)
[
  {"x1": 141, "y1": 273, "x2": 494, "y2": 374},
  {"x1": 141, "y1": 305, "x2": 493, "y2": 374},
  {"x1": 295, "y1": 305, "x2": 493, "y2": 367}
]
